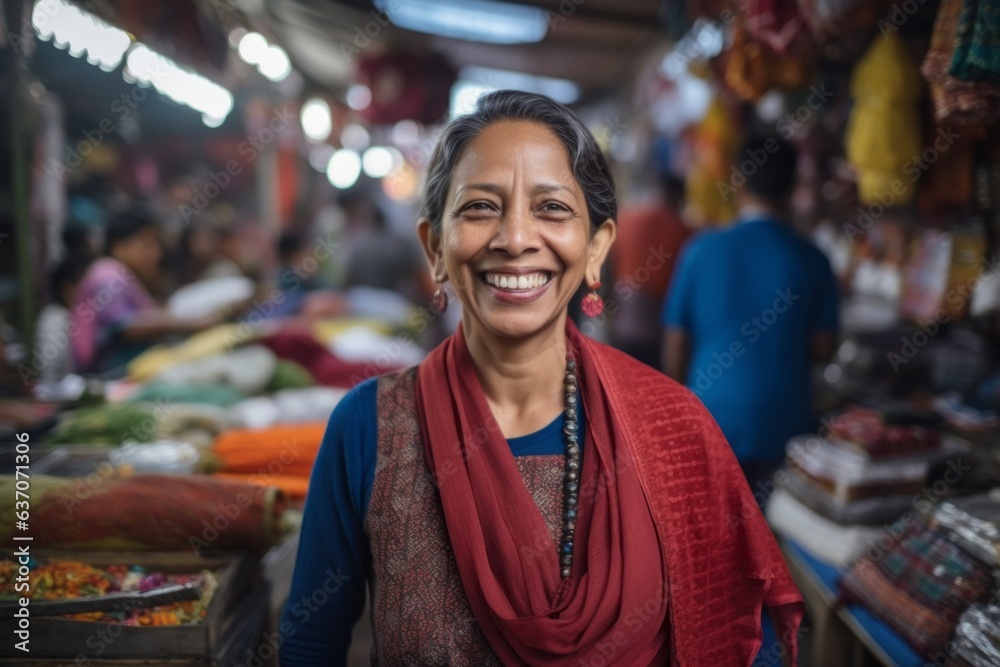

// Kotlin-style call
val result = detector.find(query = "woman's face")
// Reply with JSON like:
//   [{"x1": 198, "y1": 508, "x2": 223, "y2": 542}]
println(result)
[{"x1": 420, "y1": 121, "x2": 615, "y2": 341}]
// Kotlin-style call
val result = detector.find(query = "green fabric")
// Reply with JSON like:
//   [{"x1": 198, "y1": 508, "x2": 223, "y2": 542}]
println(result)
[
  {"x1": 125, "y1": 382, "x2": 246, "y2": 407},
  {"x1": 44, "y1": 403, "x2": 155, "y2": 445},
  {"x1": 265, "y1": 360, "x2": 316, "y2": 392},
  {"x1": 950, "y1": 0, "x2": 1000, "y2": 81}
]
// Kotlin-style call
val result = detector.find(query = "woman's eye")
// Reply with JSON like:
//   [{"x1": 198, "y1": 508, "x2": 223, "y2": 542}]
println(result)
[
  {"x1": 540, "y1": 202, "x2": 571, "y2": 215},
  {"x1": 463, "y1": 201, "x2": 496, "y2": 213}
]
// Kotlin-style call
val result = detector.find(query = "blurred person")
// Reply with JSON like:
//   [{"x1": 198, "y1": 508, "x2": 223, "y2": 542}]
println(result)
[
  {"x1": 276, "y1": 232, "x2": 332, "y2": 293},
  {"x1": 662, "y1": 135, "x2": 840, "y2": 487},
  {"x1": 178, "y1": 216, "x2": 243, "y2": 284},
  {"x1": 609, "y1": 173, "x2": 690, "y2": 368},
  {"x1": 35, "y1": 256, "x2": 91, "y2": 387},
  {"x1": 282, "y1": 91, "x2": 802, "y2": 666},
  {"x1": 344, "y1": 207, "x2": 435, "y2": 304},
  {"x1": 70, "y1": 209, "x2": 219, "y2": 374},
  {"x1": 62, "y1": 223, "x2": 102, "y2": 262}
]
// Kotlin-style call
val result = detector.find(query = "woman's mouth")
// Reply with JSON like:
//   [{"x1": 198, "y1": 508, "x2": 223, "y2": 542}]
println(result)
[
  {"x1": 479, "y1": 271, "x2": 553, "y2": 304},
  {"x1": 482, "y1": 272, "x2": 550, "y2": 290}
]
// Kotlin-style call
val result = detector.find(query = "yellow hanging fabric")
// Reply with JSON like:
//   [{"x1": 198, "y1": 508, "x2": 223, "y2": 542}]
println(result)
[{"x1": 846, "y1": 32, "x2": 922, "y2": 206}]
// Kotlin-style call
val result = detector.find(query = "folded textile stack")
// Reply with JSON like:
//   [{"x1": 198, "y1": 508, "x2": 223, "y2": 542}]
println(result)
[
  {"x1": 208, "y1": 423, "x2": 328, "y2": 501},
  {"x1": 766, "y1": 487, "x2": 884, "y2": 566},
  {"x1": 230, "y1": 387, "x2": 347, "y2": 430},
  {"x1": 929, "y1": 493, "x2": 1000, "y2": 567},
  {"x1": 783, "y1": 433, "x2": 942, "y2": 524},
  {"x1": 947, "y1": 603, "x2": 1000, "y2": 667},
  {"x1": 840, "y1": 518, "x2": 995, "y2": 657},
  {"x1": 825, "y1": 405, "x2": 943, "y2": 458}
]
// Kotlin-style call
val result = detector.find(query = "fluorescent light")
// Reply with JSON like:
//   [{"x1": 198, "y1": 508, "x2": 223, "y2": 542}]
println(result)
[
  {"x1": 458, "y1": 65, "x2": 580, "y2": 104},
  {"x1": 374, "y1": 0, "x2": 547, "y2": 45},
  {"x1": 326, "y1": 149, "x2": 362, "y2": 189},
  {"x1": 346, "y1": 85, "x2": 372, "y2": 111},
  {"x1": 33, "y1": 0, "x2": 131, "y2": 70},
  {"x1": 125, "y1": 44, "x2": 234, "y2": 122},
  {"x1": 301, "y1": 98, "x2": 333, "y2": 142},
  {"x1": 238, "y1": 32, "x2": 269, "y2": 65},
  {"x1": 258, "y1": 44, "x2": 291, "y2": 82}
]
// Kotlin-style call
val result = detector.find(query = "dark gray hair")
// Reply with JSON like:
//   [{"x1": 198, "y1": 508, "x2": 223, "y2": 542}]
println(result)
[{"x1": 421, "y1": 90, "x2": 617, "y2": 235}]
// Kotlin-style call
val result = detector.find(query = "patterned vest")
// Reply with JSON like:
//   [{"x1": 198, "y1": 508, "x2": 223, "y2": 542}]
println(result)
[{"x1": 365, "y1": 367, "x2": 566, "y2": 665}]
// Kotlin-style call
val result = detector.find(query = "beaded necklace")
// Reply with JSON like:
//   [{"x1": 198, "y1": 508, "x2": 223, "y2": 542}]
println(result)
[{"x1": 560, "y1": 354, "x2": 581, "y2": 578}]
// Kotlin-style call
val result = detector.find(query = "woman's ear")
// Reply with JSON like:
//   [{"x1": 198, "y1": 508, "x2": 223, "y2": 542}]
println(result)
[
  {"x1": 586, "y1": 218, "x2": 617, "y2": 283},
  {"x1": 417, "y1": 218, "x2": 447, "y2": 283}
]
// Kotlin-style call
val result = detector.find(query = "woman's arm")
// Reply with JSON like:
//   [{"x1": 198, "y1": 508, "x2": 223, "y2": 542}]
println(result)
[
  {"x1": 279, "y1": 380, "x2": 376, "y2": 667},
  {"x1": 119, "y1": 308, "x2": 219, "y2": 341}
]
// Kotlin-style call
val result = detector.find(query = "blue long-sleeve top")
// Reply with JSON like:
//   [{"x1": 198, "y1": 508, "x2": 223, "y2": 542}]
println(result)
[{"x1": 279, "y1": 375, "x2": 584, "y2": 666}]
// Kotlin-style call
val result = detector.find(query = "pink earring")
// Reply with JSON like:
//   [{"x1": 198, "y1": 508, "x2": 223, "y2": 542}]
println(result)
[
  {"x1": 429, "y1": 286, "x2": 449, "y2": 315},
  {"x1": 582, "y1": 281, "x2": 604, "y2": 317}
]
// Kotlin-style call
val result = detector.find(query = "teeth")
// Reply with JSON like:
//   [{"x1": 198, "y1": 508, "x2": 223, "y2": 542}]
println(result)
[{"x1": 485, "y1": 272, "x2": 549, "y2": 291}]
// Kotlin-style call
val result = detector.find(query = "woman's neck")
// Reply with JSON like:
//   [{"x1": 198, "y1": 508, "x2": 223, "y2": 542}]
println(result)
[{"x1": 463, "y1": 314, "x2": 569, "y2": 438}]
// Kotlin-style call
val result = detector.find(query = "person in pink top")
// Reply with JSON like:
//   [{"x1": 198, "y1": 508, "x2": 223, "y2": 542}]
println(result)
[{"x1": 70, "y1": 209, "x2": 219, "y2": 374}]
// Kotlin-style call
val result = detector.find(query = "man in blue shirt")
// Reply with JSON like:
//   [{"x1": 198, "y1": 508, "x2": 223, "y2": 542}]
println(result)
[{"x1": 661, "y1": 135, "x2": 839, "y2": 492}]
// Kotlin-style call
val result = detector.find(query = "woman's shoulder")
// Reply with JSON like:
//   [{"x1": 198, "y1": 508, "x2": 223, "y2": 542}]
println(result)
[{"x1": 586, "y1": 338, "x2": 701, "y2": 407}]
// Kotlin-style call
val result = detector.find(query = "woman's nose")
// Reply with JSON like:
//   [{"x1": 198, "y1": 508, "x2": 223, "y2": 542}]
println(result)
[{"x1": 490, "y1": 209, "x2": 540, "y2": 256}]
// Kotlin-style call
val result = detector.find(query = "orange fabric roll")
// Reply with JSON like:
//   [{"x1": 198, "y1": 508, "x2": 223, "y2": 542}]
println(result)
[{"x1": 212, "y1": 423, "x2": 326, "y2": 478}]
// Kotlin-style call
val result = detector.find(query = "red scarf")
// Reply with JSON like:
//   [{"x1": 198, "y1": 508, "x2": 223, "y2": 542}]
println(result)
[{"x1": 415, "y1": 320, "x2": 803, "y2": 665}]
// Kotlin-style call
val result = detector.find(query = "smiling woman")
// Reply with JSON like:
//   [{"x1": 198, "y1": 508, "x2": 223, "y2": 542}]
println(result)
[{"x1": 280, "y1": 90, "x2": 805, "y2": 667}]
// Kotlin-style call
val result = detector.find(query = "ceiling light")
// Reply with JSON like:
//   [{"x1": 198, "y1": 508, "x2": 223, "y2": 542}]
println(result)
[
  {"x1": 258, "y1": 44, "x2": 292, "y2": 82},
  {"x1": 301, "y1": 98, "x2": 333, "y2": 142},
  {"x1": 237, "y1": 32, "x2": 269, "y2": 65},
  {"x1": 340, "y1": 124, "x2": 371, "y2": 150},
  {"x1": 362, "y1": 146, "x2": 396, "y2": 178},
  {"x1": 125, "y1": 44, "x2": 234, "y2": 123},
  {"x1": 326, "y1": 149, "x2": 362, "y2": 189},
  {"x1": 458, "y1": 65, "x2": 580, "y2": 104},
  {"x1": 346, "y1": 84, "x2": 372, "y2": 111},
  {"x1": 374, "y1": 0, "x2": 547, "y2": 45}
]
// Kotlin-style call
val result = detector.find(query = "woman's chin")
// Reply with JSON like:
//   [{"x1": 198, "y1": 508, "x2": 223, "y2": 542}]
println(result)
[{"x1": 471, "y1": 307, "x2": 563, "y2": 341}]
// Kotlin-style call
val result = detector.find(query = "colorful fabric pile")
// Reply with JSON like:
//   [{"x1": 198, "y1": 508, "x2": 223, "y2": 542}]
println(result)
[
  {"x1": 0, "y1": 475, "x2": 288, "y2": 553},
  {"x1": 840, "y1": 519, "x2": 994, "y2": 656},
  {"x1": 152, "y1": 345, "x2": 278, "y2": 395},
  {"x1": 44, "y1": 404, "x2": 158, "y2": 446},
  {"x1": 230, "y1": 387, "x2": 346, "y2": 430},
  {"x1": 724, "y1": 23, "x2": 814, "y2": 102},
  {"x1": 922, "y1": 0, "x2": 1000, "y2": 126},
  {"x1": 0, "y1": 560, "x2": 217, "y2": 626},
  {"x1": 259, "y1": 329, "x2": 401, "y2": 388}
]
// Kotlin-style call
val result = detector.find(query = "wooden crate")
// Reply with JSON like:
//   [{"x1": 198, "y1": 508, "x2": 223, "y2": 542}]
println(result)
[{"x1": 0, "y1": 551, "x2": 258, "y2": 662}]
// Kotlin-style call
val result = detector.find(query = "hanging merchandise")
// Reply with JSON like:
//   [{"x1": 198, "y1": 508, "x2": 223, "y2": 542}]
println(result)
[
  {"x1": 949, "y1": 0, "x2": 1000, "y2": 81},
  {"x1": 724, "y1": 24, "x2": 814, "y2": 103},
  {"x1": 684, "y1": 96, "x2": 740, "y2": 225},
  {"x1": 357, "y1": 50, "x2": 457, "y2": 125},
  {"x1": 922, "y1": 0, "x2": 1000, "y2": 126},
  {"x1": 744, "y1": 0, "x2": 808, "y2": 55},
  {"x1": 796, "y1": 0, "x2": 870, "y2": 38},
  {"x1": 846, "y1": 32, "x2": 922, "y2": 207}
]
